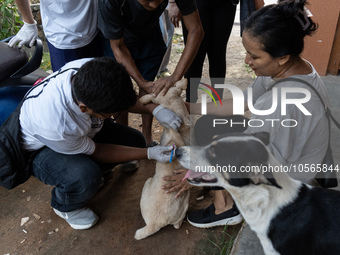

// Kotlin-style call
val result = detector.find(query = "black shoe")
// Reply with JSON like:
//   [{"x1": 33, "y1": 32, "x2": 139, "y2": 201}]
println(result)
[{"x1": 187, "y1": 203, "x2": 243, "y2": 228}]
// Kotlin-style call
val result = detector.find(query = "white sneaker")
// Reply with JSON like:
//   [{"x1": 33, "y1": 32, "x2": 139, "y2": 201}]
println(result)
[{"x1": 53, "y1": 207, "x2": 99, "y2": 230}]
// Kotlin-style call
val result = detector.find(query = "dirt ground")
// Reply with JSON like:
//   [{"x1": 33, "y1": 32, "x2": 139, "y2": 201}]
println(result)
[{"x1": 0, "y1": 21, "x2": 254, "y2": 255}]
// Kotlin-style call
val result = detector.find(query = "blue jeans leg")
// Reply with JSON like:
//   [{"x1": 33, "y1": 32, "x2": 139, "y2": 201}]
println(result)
[
  {"x1": 47, "y1": 33, "x2": 104, "y2": 72},
  {"x1": 32, "y1": 147, "x2": 102, "y2": 212},
  {"x1": 31, "y1": 120, "x2": 146, "y2": 212}
]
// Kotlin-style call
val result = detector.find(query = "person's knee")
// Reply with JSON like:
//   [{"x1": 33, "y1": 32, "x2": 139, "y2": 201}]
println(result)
[
  {"x1": 55, "y1": 164, "x2": 102, "y2": 208},
  {"x1": 72, "y1": 163, "x2": 102, "y2": 193}
]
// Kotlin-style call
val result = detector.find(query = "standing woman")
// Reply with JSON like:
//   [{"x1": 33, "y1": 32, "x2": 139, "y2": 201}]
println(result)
[{"x1": 182, "y1": 0, "x2": 238, "y2": 103}]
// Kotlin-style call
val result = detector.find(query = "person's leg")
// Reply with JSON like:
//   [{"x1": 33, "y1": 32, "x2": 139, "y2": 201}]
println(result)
[
  {"x1": 205, "y1": 0, "x2": 236, "y2": 100},
  {"x1": 196, "y1": 3, "x2": 239, "y2": 223},
  {"x1": 128, "y1": 27, "x2": 166, "y2": 146},
  {"x1": 47, "y1": 33, "x2": 104, "y2": 72},
  {"x1": 32, "y1": 120, "x2": 146, "y2": 229},
  {"x1": 188, "y1": 115, "x2": 248, "y2": 227},
  {"x1": 31, "y1": 147, "x2": 101, "y2": 229},
  {"x1": 214, "y1": 189, "x2": 234, "y2": 214},
  {"x1": 32, "y1": 148, "x2": 103, "y2": 212},
  {"x1": 182, "y1": 0, "x2": 210, "y2": 103},
  {"x1": 157, "y1": 10, "x2": 174, "y2": 76}
]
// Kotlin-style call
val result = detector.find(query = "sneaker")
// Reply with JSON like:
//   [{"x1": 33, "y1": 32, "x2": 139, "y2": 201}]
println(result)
[
  {"x1": 120, "y1": 160, "x2": 140, "y2": 172},
  {"x1": 53, "y1": 207, "x2": 99, "y2": 230},
  {"x1": 187, "y1": 203, "x2": 243, "y2": 228}
]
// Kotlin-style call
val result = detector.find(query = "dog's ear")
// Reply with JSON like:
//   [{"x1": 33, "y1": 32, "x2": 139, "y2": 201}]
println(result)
[
  {"x1": 252, "y1": 132, "x2": 270, "y2": 145},
  {"x1": 175, "y1": 79, "x2": 187, "y2": 91},
  {"x1": 139, "y1": 94, "x2": 155, "y2": 104},
  {"x1": 249, "y1": 170, "x2": 281, "y2": 189}
]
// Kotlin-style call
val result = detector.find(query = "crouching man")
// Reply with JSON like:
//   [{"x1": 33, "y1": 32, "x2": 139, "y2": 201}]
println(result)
[{"x1": 19, "y1": 57, "x2": 181, "y2": 229}]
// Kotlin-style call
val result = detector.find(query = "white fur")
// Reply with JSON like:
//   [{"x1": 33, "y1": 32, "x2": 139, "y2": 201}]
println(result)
[
  {"x1": 178, "y1": 135, "x2": 305, "y2": 255},
  {"x1": 135, "y1": 79, "x2": 190, "y2": 240}
]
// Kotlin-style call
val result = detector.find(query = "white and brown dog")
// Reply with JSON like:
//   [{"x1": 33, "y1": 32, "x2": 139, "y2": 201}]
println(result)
[
  {"x1": 176, "y1": 132, "x2": 340, "y2": 255},
  {"x1": 134, "y1": 79, "x2": 190, "y2": 240}
]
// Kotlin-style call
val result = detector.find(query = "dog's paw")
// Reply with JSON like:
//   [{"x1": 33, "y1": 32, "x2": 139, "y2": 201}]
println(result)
[{"x1": 134, "y1": 229, "x2": 144, "y2": 240}]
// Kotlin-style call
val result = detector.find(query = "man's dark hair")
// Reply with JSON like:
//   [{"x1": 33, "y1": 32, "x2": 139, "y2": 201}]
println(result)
[{"x1": 73, "y1": 57, "x2": 137, "y2": 114}]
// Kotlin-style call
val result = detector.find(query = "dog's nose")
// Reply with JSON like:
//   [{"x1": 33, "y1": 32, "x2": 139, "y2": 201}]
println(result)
[{"x1": 175, "y1": 148, "x2": 182, "y2": 158}]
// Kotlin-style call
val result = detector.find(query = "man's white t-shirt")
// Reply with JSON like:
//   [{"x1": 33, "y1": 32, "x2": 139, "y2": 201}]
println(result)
[
  {"x1": 19, "y1": 58, "x2": 102, "y2": 155},
  {"x1": 40, "y1": 0, "x2": 98, "y2": 49}
]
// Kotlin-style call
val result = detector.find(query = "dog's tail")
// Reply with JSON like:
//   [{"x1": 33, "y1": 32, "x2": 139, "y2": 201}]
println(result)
[{"x1": 134, "y1": 224, "x2": 162, "y2": 240}]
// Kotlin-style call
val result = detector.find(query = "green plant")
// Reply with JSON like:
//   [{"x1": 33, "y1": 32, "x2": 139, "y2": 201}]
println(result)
[
  {"x1": 195, "y1": 224, "x2": 240, "y2": 255},
  {"x1": 0, "y1": 0, "x2": 23, "y2": 40},
  {"x1": 40, "y1": 51, "x2": 52, "y2": 72},
  {"x1": 208, "y1": 224, "x2": 237, "y2": 255}
]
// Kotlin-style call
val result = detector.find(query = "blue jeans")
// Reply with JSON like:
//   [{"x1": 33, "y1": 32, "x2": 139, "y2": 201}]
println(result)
[
  {"x1": 31, "y1": 120, "x2": 146, "y2": 212},
  {"x1": 47, "y1": 32, "x2": 104, "y2": 72}
]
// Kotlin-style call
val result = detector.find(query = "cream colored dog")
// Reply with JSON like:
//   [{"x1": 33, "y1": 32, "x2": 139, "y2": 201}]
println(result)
[{"x1": 135, "y1": 79, "x2": 190, "y2": 240}]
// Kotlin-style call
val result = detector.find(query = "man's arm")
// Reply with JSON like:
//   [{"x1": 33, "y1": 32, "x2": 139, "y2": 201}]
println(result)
[
  {"x1": 128, "y1": 97, "x2": 157, "y2": 114},
  {"x1": 129, "y1": 98, "x2": 183, "y2": 132},
  {"x1": 91, "y1": 143, "x2": 174, "y2": 164},
  {"x1": 110, "y1": 38, "x2": 155, "y2": 94},
  {"x1": 152, "y1": 10, "x2": 204, "y2": 96},
  {"x1": 15, "y1": 0, "x2": 35, "y2": 24},
  {"x1": 91, "y1": 143, "x2": 148, "y2": 163}
]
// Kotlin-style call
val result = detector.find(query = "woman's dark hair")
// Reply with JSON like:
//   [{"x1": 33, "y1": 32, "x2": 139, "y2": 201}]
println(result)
[
  {"x1": 73, "y1": 57, "x2": 137, "y2": 114},
  {"x1": 244, "y1": 0, "x2": 317, "y2": 58}
]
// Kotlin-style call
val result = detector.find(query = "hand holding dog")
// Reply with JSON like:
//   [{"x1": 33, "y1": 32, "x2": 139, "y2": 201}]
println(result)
[
  {"x1": 153, "y1": 105, "x2": 182, "y2": 132},
  {"x1": 152, "y1": 76, "x2": 177, "y2": 96},
  {"x1": 139, "y1": 80, "x2": 156, "y2": 95},
  {"x1": 162, "y1": 168, "x2": 192, "y2": 198}
]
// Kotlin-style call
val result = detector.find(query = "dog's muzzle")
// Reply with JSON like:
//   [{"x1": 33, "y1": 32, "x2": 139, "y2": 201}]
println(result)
[{"x1": 175, "y1": 148, "x2": 183, "y2": 158}]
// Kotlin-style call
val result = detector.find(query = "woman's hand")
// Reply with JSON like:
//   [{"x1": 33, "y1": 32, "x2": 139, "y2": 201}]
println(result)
[{"x1": 162, "y1": 168, "x2": 192, "y2": 198}]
